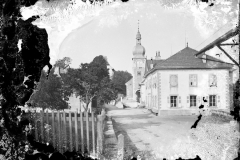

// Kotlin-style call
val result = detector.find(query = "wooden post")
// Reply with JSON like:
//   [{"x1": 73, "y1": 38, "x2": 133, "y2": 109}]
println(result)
[
  {"x1": 40, "y1": 109, "x2": 44, "y2": 143},
  {"x1": 63, "y1": 111, "x2": 66, "y2": 152},
  {"x1": 57, "y1": 111, "x2": 61, "y2": 152},
  {"x1": 117, "y1": 134, "x2": 124, "y2": 160},
  {"x1": 86, "y1": 111, "x2": 90, "y2": 153},
  {"x1": 34, "y1": 110, "x2": 38, "y2": 142},
  {"x1": 74, "y1": 110, "x2": 79, "y2": 152},
  {"x1": 52, "y1": 111, "x2": 55, "y2": 148},
  {"x1": 46, "y1": 110, "x2": 49, "y2": 143},
  {"x1": 92, "y1": 111, "x2": 96, "y2": 156},
  {"x1": 80, "y1": 110, "x2": 84, "y2": 153},
  {"x1": 69, "y1": 111, "x2": 73, "y2": 151},
  {"x1": 97, "y1": 115, "x2": 102, "y2": 156}
]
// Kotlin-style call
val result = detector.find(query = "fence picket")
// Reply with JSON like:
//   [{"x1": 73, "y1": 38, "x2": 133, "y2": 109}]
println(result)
[
  {"x1": 46, "y1": 110, "x2": 49, "y2": 142},
  {"x1": 34, "y1": 110, "x2": 38, "y2": 142},
  {"x1": 92, "y1": 111, "x2": 96, "y2": 156},
  {"x1": 40, "y1": 110, "x2": 44, "y2": 143},
  {"x1": 74, "y1": 111, "x2": 79, "y2": 151},
  {"x1": 35, "y1": 109, "x2": 101, "y2": 155},
  {"x1": 52, "y1": 111, "x2": 55, "y2": 148},
  {"x1": 97, "y1": 115, "x2": 102, "y2": 156},
  {"x1": 80, "y1": 110, "x2": 84, "y2": 152},
  {"x1": 69, "y1": 111, "x2": 73, "y2": 151},
  {"x1": 63, "y1": 111, "x2": 66, "y2": 152},
  {"x1": 57, "y1": 111, "x2": 61, "y2": 152},
  {"x1": 86, "y1": 111, "x2": 90, "y2": 153}
]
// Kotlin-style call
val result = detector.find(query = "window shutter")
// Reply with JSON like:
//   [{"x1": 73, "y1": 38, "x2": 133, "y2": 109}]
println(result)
[
  {"x1": 206, "y1": 96, "x2": 209, "y2": 102},
  {"x1": 187, "y1": 96, "x2": 189, "y2": 103},
  {"x1": 167, "y1": 96, "x2": 170, "y2": 103},
  {"x1": 179, "y1": 96, "x2": 181, "y2": 103}
]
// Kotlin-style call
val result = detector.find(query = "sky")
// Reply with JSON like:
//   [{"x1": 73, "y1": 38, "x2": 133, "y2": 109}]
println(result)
[
  {"x1": 56, "y1": 0, "x2": 237, "y2": 75},
  {"x1": 20, "y1": 0, "x2": 237, "y2": 75},
  {"x1": 56, "y1": 0, "x2": 205, "y2": 74}
]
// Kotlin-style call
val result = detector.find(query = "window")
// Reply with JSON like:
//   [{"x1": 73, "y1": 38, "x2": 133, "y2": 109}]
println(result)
[
  {"x1": 170, "y1": 96, "x2": 177, "y2": 107},
  {"x1": 189, "y1": 74, "x2": 197, "y2": 87},
  {"x1": 137, "y1": 71, "x2": 141, "y2": 76},
  {"x1": 190, "y1": 95, "x2": 197, "y2": 107},
  {"x1": 170, "y1": 75, "x2": 178, "y2": 87},
  {"x1": 209, "y1": 74, "x2": 217, "y2": 87},
  {"x1": 209, "y1": 95, "x2": 217, "y2": 107}
]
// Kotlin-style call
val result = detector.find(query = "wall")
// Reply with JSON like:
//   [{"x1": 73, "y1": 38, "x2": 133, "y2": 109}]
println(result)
[
  {"x1": 144, "y1": 71, "x2": 158, "y2": 112},
  {"x1": 159, "y1": 69, "x2": 230, "y2": 110}
]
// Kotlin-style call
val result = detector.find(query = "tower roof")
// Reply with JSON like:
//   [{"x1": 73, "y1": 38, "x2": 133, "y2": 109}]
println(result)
[{"x1": 133, "y1": 20, "x2": 145, "y2": 57}]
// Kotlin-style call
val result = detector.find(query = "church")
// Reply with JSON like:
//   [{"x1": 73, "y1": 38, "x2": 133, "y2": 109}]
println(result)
[{"x1": 125, "y1": 24, "x2": 235, "y2": 115}]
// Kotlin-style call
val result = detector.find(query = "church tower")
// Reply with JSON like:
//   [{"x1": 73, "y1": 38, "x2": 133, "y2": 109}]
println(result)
[{"x1": 132, "y1": 20, "x2": 146, "y2": 100}]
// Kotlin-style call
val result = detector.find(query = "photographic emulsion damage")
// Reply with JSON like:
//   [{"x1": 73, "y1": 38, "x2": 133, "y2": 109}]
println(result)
[{"x1": 0, "y1": 0, "x2": 239, "y2": 160}]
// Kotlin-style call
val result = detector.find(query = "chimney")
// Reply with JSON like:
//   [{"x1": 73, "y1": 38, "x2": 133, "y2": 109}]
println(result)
[
  {"x1": 202, "y1": 54, "x2": 207, "y2": 63},
  {"x1": 150, "y1": 58, "x2": 153, "y2": 69},
  {"x1": 155, "y1": 51, "x2": 161, "y2": 60}
]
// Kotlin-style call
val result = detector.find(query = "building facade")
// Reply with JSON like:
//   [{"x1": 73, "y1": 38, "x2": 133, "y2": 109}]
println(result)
[{"x1": 142, "y1": 46, "x2": 234, "y2": 115}]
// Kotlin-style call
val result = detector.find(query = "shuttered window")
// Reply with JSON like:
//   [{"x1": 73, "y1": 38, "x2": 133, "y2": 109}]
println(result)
[
  {"x1": 170, "y1": 75, "x2": 178, "y2": 87},
  {"x1": 189, "y1": 74, "x2": 197, "y2": 87},
  {"x1": 209, "y1": 74, "x2": 217, "y2": 87}
]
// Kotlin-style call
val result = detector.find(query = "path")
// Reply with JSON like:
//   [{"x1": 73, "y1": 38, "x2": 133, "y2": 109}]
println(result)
[{"x1": 105, "y1": 104, "x2": 199, "y2": 159}]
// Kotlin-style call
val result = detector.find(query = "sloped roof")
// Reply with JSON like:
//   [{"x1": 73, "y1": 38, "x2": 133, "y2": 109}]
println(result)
[
  {"x1": 145, "y1": 59, "x2": 164, "y2": 74},
  {"x1": 144, "y1": 46, "x2": 234, "y2": 77},
  {"x1": 125, "y1": 78, "x2": 133, "y2": 85}
]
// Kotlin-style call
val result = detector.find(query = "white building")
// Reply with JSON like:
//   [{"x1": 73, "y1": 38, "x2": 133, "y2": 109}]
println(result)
[{"x1": 142, "y1": 45, "x2": 235, "y2": 115}]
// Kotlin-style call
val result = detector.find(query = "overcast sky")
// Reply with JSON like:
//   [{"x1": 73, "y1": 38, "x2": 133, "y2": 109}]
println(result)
[{"x1": 57, "y1": 0, "x2": 236, "y2": 74}]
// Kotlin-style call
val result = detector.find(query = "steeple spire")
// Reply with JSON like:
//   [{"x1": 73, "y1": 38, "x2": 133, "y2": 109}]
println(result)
[
  {"x1": 138, "y1": 19, "x2": 139, "y2": 32},
  {"x1": 136, "y1": 20, "x2": 141, "y2": 44}
]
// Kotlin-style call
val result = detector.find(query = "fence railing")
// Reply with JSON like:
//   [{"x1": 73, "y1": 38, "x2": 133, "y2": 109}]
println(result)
[{"x1": 33, "y1": 108, "x2": 106, "y2": 157}]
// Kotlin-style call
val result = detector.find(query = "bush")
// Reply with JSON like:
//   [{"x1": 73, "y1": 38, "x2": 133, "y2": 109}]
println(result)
[{"x1": 231, "y1": 79, "x2": 240, "y2": 120}]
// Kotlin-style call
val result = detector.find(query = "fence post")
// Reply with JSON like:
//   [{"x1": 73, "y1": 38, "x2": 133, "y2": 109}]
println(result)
[
  {"x1": 57, "y1": 111, "x2": 61, "y2": 152},
  {"x1": 86, "y1": 111, "x2": 90, "y2": 153},
  {"x1": 40, "y1": 109, "x2": 44, "y2": 143},
  {"x1": 52, "y1": 111, "x2": 55, "y2": 148},
  {"x1": 69, "y1": 111, "x2": 73, "y2": 152},
  {"x1": 63, "y1": 111, "x2": 66, "y2": 152},
  {"x1": 80, "y1": 110, "x2": 84, "y2": 153},
  {"x1": 46, "y1": 110, "x2": 49, "y2": 143},
  {"x1": 34, "y1": 110, "x2": 38, "y2": 142},
  {"x1": 97, "y1": 115, "x2": 103, "y2": 157},
  {"x1": 91, "y1": 111, "x2": 96, "y2": 157},
  {"x1": 117, "y1": 134, "x2": 124, "y2": 160},
  {"x1": 74, "y1": 110, "x2": 79, "y2": 152}
]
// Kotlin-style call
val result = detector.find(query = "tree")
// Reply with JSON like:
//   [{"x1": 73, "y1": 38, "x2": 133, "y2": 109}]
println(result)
[
  {"x1": 28, "y1": 66, "x2": 71, "y2": 110},
  {"x1": 62, "y1": 55, "x2": 117, "y2": 111},
  {"x1": 111, "y1": 70, "x2": 132, "y2": 95}
]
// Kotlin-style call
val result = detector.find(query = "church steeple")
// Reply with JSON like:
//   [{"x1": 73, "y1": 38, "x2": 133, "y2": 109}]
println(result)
[
  {"x1": 133, "y1": 19, "x2": 145, "y2": 56},
  {"x1": 136, "y1": 20, "x2": 141, "y2": 44}
]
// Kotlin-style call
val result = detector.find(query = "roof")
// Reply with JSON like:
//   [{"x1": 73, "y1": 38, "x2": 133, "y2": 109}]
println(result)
[
  {"x1": 145, "y1": 59, "x2": 164, "y2": 74},
  {"x1": 125, "y1": 78, "x2": 133, "y2": 85},
  {"x1": 195, "y1": 27, "x2": 238, "y2": 57},
  {"x1": 144, "y1": 46, "x2": 234, "y2": 77},
  {"x1": 133, "y1": 44, "x2": 145, "y2": 56}
]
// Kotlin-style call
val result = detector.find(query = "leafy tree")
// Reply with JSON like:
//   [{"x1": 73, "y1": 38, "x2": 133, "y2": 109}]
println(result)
[
  {"x1": 61, "y1": 55, "x2": 117, "y2": 111},
  {"x1": 111, "y1": 70, "x2": 132, "y2": 95},
  {"x1": 28, "y1": 66, "x2": 71, "y2": 111}
]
